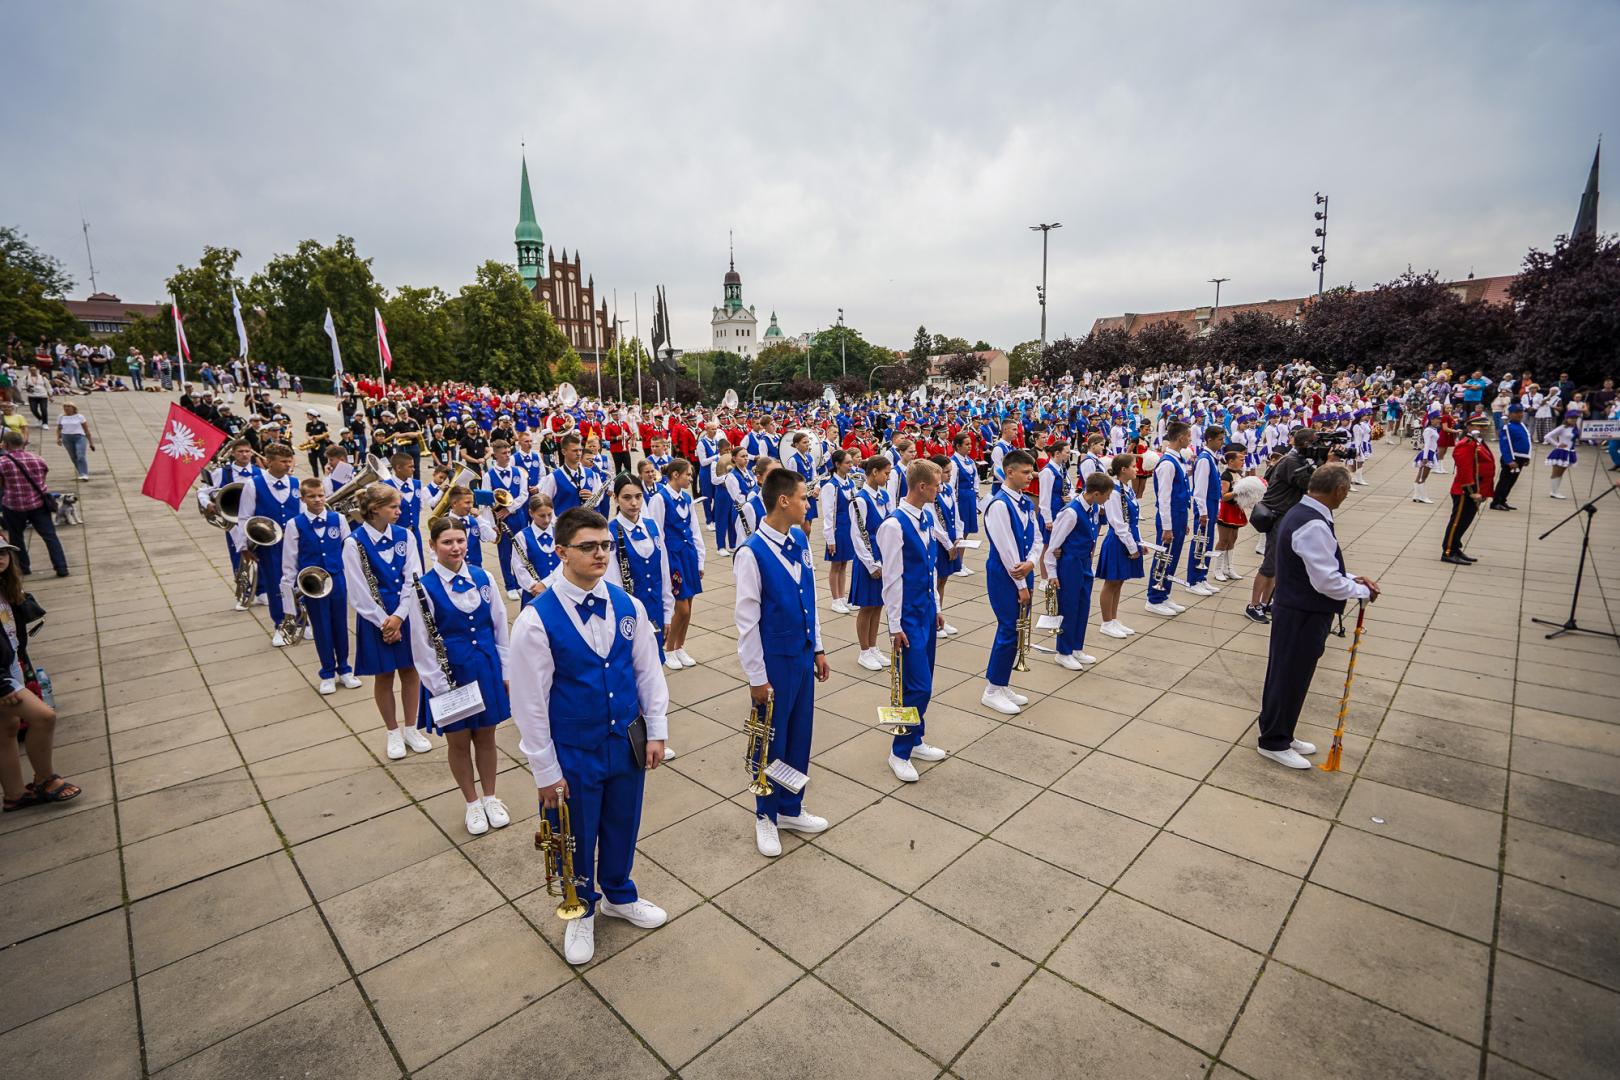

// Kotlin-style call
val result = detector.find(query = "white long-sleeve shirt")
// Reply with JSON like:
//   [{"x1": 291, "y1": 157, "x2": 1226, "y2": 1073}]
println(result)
[
  {"x1": 1153, "y1": 455, "x2": 1182, "y2": 525},
  {"x1": 1192, "y1": 453, "x2": 1216, "y2": 518},
  {"x1": 1103, "y1": 489, "x2": 1139, "y2": 557},
  {"x1": 1042, "y1": 502, "x2": 1098, "y2": 578},
  {"x1": 849, "y1": 484, "x2": 889, "y2": 577},
  {"x1": 817, "y1": 475, "x2": 848, "y2": 538},
  {"x1": 732, "y1": 523, "x2": 824, "y2": 687},
  {"x1": 612, "y1": 512, "x2": 675, "y2": 624},
  {"x1": 404, "y1": 560, "x2": 511, "y2": 697},
  {"x1": 1287, "y1": 497, "x2": 1371, "y2": 603},
  {"x1": 342, "y1": 522, "x2": 423, "y2": 628},
  {"x1": 1039, "y1": 461, "x2": 1067, "y2": 527},
  {"x1": 197, "y1": 463, "x2": 258, "y2": 512},
  {"x1": 484, "y1": 461, "x2": 530, "y2": 505},
  {"x1": 984, "y1": 484, "x2": 1043, "y2": 583},
  {"x1": 228, "y1": 471, "x2": 298, "y2": 549},
  {"x1": 279, "y1": 510, "x2": 351, "y2": 612},
  {"x1": 645, "y1": 487, "x2": 706, "y2": 574},
  {"x1": 511, "y1": 524, "x2": 555, "y2": 594},
  {"x1": 507, "y1": 573, "x2": 669, "y2": 789},
  {"x1": 877, "y1": 501, "x2": 950, "y2": 635}
]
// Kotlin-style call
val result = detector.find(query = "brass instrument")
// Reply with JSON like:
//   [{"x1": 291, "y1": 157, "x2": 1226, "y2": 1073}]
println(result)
[
  {"x1": 327, "y1": 467, "x2": 381, "y2": 522},
  {"x1": 295, "y1": 431, "x2": 331, "y2": 452},
  {"x1": 233, "y1": 554, "x2": 257, "y2": 608},
  {"x1": 243, "y1": 515, "x2": 284, "y2": 549},
  {"x1": 1012, "y1": 597, "x2": 1033, "y2": 672},
  {"x1": 426, "y1": 466, "x2": 480, "y2": 524},
  {"x1": 1189, "y1": 531, "x2": 1211, "y2": 571},
  {"x1": 204, "y1": 435, "x2": 252, "y2": 472},
  {"x1": 1148, "y1": 545, "x2": 1171, "y2": 592},
  {"x1": 535, "y1": 788, "x2": 588, "y2": 921},
  {"x1": 876, "y1": 647, "x2": 919, "y2": 736},
  {"x1": 744, "y1": 691, "x2": 775, "y2": 796},
  {"x1": 297, "y1": 566, "x2": 333, "y2": 600},
  {"x1": 1044, "y1": 578, "x2": 1060, "y2": 636},
  {"x1": 203, "y1": 480, "x2": 246, "y2": 529}
]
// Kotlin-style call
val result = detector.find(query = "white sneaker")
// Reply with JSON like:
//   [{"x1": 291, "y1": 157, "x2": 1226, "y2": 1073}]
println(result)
[
  {"x1": 386, "y1": 728, "x2": 406, "y2": 760},
  {"x1": 755, "y1": 816, "x2": 782, "y2": 857},
  {"x1": 981, "y1": 686, "x2": 1021, "y2": 715},
  {"x1": 1055, "y1": 653, "x2": 1085, "y2": 670},
  {"x1": 940, "y1": 623, "x2": 959, "y2": 637},
  {"x1": 1076, "y1": 652, "x2": 1098, "y2": 665},
  {"x1": 878, "y1": 651, "x2": 892, "y2": 667},
  {"x1": 911, "y1": 743, "x2": 948, "y2": 762},
  {"x1": 675, "y1": 649, "x2": 696, "y2": 667},
  {"x1": 1211, "y1": 567, "x2": 1232, "y2": 582},
  {"x1": 888, "y1": 754, "x2": 920, "y2": 782},
  {"x1": 717, "y1": 548, "x2": 731, "y2": 556},
  {"x1": 482, "y1": 796, "x2": 510, "y2": 828},
  {"x1": 318, "y1": 678, "x2": 337, "y2": 696},
  {"x1": 1100, "y1": 621, "x2": 1130, "y2": 639},
  {"x1": 1290, "y1": 739, "x2": 1317, "y2": 756},
  {"x1": 233, "y1": 601, "x2": 248, "y2": 612},
  {"x1": 402, "y1": 727, "x2": 432, "y2": 753},
  {"x1": 255, "y1": 596, "x2": 269, "y2": 606},
  {"x1": 1257, "y1": 746, "x2": 1313, "y2": 770},
  {"x1": 831, "y1": 599, "x2": 851, "y2": 614},
  {"x1": 77, "y1": 474, "x2": 89, "y2": 481},
  {"x1": 665, "y1": 655, "x2": 684, "y2": 671},
  {"x1": 1145, "y1": 601, "x2": 1179, "y2": 617},
  {"x1": 1166, "y1": 600, "x2": 1188, "y2": 613},
  {"x1": 564, "y1": 915, "x2": 595, "y2": 965},
  {"x1": 1550, "y1": 492, "x2": 1567, "y2": 500},
  {"x1": 777, "y1": 811, "x2": 828, "y2": 833},
  {"x1": 952, "y1": 567, "x2": 974, "y2": 577},
  {"x1": 339, "y1": 673, "x2": 363, "y2": 689},
  {"x1": 1120, "y1": 622, "x2": 1138, "y2": 635},
  {"x1": 506, "y1": 589, "x2": 519, "y2": 601},
  {"x1": 1007, "y1": 689, "x2": 1030, "y2": 705},
  {"x1": 303, "y1": 625, "x2": 316, "y2": 641},
  {"x1": 661, "y1": 745, "x2": 676, "y2": 761},
  {"x1": 1187, "y1": 582, "x2": 1219, "y2": 596},
  {"x1": 271, "y1": 630, "x2": 289, "y2": 648},
  {"x1": 858, "y1": 649, "x2": 884, "y2": 671},
  {"x1": 465, "y1": 801, "x2": 490, "y2": 836},
  {"x1": 597, "y1": 897, "x2": 667, "y2": 928}
]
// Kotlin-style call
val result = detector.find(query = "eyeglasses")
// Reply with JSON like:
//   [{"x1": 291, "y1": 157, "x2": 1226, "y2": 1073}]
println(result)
[{"x1": 565, "y1": 541, "x2": 613, "y2": 554}]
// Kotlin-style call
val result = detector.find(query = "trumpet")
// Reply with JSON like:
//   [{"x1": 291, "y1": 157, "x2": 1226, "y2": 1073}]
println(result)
[
  {"x1": 1189, "y1": 531, "x2": 1211, "y2": 571},
  {"x1": 1013, "y1": 597, "x2": 1032, "y2": 671},
  {"x1": 535, "y1": 788, "x2": 588, "y2": 921},
  {"x1": 295, "y1": 431, "x2": 331, "y2": 452},
  {"x1": 1149, "y1": 546, "x2": 1171, "y2": 592},
  {"x1": 876, "y1": 647, "x2": 919, "y2": 736},
  {"x1": 327, "y1": 467, "x2": 381, "y2": 522},
  {"x1": 744, "y1": 692, "x2": 775, "y2": 796},
  {"x1": 1044, "y1": 578, "x2": 1061, "y2": 636}
]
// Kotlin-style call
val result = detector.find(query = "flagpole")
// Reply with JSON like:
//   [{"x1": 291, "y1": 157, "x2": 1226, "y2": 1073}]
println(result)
[
  {"x1": 377, "y1": 313, "x2": 387, "y2": 400},
  {"x1": 613, "y1": 289, "x2": 622, "y2": 403},
  {"x1": 171, "y1": 295, "x2": 186, "y2": 386},
  {"x1": 634, "y1": 291, "x2": 643, "y2": 408}
]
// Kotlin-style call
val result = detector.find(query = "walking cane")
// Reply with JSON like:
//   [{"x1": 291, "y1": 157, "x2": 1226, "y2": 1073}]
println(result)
[{"x1": 1319, "y1": 600, "x2": 1367, "y2": 772}]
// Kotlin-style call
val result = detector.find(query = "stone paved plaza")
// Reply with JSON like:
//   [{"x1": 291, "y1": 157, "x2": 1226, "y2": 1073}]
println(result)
[{"x1": 2, "y1": 389, "x2": 1617, "y2": 1080}]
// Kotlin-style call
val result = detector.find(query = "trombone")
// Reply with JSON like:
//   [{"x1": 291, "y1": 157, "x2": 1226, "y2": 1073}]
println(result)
[
  {"x1": 744, "y1": 692, "x2": 775, "y2": 796},
  {"x1": 535, "y1": 787, "x2": 588, "y2": 921}
]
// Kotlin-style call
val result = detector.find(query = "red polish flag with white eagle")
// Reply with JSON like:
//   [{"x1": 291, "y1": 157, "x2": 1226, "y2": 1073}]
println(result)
[
  {"x1": 375, "y1": 307, "x2": 393, "y2": 372},
  {"x1": 142, "y1": 403, "x2": 229, "y2": 510}
]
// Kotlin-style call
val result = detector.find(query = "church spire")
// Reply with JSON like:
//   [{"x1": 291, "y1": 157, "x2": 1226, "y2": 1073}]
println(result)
[
  {"x1": 723, "y1": 230, "x2": 742, "y2": 312},
  {"x1": 515, "y1": 150, "x2": 544, "y2": 292},
  {"x1": 1573, "y1": 137, "x2": 1601, "y2": 241}
]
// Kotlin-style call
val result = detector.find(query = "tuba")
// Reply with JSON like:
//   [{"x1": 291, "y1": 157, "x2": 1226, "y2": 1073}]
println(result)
[
  {"x1": 535, "y1": 788, "x2": 588, "y2": 921},
  {"x1": 722, "y1": 388, "x2": 739, "y2": 411},
  {"x1": 327, "y1": 467, "x2": 381, "y2": 522},
  {"x1": 243, "y1": 515, "x2": 283, "y2": 549},
  {"x1": 297, "y1": 566, "x2": 333, "y2": 599},
  {"x1": 204, "y1": 480, "x2": 246, "y2": 529},
  {"x1": 744, "y1": 692, "x2": 775, "y2": 796}
]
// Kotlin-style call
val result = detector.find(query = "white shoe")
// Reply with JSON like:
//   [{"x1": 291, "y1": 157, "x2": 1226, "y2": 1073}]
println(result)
[
  {"x1": 255, "y1": 596, "x2": 269, "y2": 606},
  {"x1": 402, "y1": 727, "x2": 432, "y2": 753},
  {"x1": 318, "y1": 678, "x2": 337, "y2": 696},
  {"x1": 506, "y1": 589, "x2": 519, "y2": 601},
  {"x1": 1099, "y1": 621, "x2": 1127, "y2": 638},
  {"x1": 755, "y1": 816, "x2": 782, "y2": 857},
  {"x1": 1007, "y1": 689, "x2": 1029, "y2": 705},
  {"x1": 1145, "y1": 601, "x2": 1179, "y2": 617},
  {"x1": 271, "y1": 630, "x2": 289, "y2": 648},
  {"x1": 386, "y1": 728, "x2": 406, "y2": 760},
  {"x1": 465, "y1": 801, "x2": 490, "y2": 836},
  {"x1": 777, "y1": 811, "x2": 828, "y2": 833},
  {"x1": 303, "y1": 625, "x2": 316, "y2": 641},
  {"x1": 858, "y1": 649, "x2": 884, "y2": 671},
  {"x1": 1166, "y1": 600, "x2": 1187, "y2": 613},
  {"x1": 564, "y1": 915, "x2": 595, "y2": 965},
  {"x1": 1290, "y1": 739, "x2": 1317, "y2": 756},
  {"x1": 1187, "y1": 582, "x2": 1219, "y2": 596},
  {"x1": 1055, "y1": 653, "x2": 1084, "y2": 670},
  {"x1": 830, "y1": 599, "x2": 851, "y2": 614},
  {"x1": 675, "y1": 649, "x2": 696, "y2": 667},
  {"x1": 1076, "y1": 652, "x2": 1097, "y2": 665},
  {"x1": 597, "y1": 897, "x2": 667, "y2": 929},
  {"x1": 482, "y1": 796, "x2": 510, "y2": 828},
  {"x1": 1224, "y1": 561, "x2": 1243, "y2": 580},
  {"x1": 1257, "y1": 746, "x2": 1313, "y2": 770},
  {"x1": 1414, "y1": 495, "x2": 1434, "y2": 504},
  {"x1": 665, "y1": 655, "x2": 684, "y2": 671},
  {"x1": 1211, "y1": 567, "x2": 1232, "y2": 582},
  {"x1": 661, "y1": 745, "x2": 676, "y2": 761},
  {"x1": 1120, "y1": 622, "x2": 1138, "y2": 635},
  {"x1": 952, "y1": 567, "x2": 974, "y2": 578},
  {"x1": 981, "y1": 686, "x2": 1021, "y2": 715},
  {"x1": 911, "y1": 743, "x2": 948, "y2": 762},
  {"x1": 878, "y1": 651, "x2": 892, "y2": 667},
  {"x1": 77, "y1": 474, "x2": 89, "y2": 481},
  {"x1": 1255, "y1": 539, "x2": 1267, "y2": 554},
  {"x1": 233, "y1": 601, "x2": 248, "y2": 612},
  {"x1": 1550, "y1": 492, "x2": 1567, "y2": 500},
  {"x1": 718, "y1": 548, "x2": 731, "y2": 556},
  {"x1": 940, "y1": 623, "x2": 959, "y2": 637},
  {"x1": 339, "y1": 673, "x2": 363, "y2": 689},
  {"x1": 888, "y1": 754, "x2": 920, "y2": 782}
]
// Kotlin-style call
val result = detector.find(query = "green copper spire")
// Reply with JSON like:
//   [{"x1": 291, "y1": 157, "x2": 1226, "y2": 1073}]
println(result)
[{"x1": 515, "y1": 152, "x2": 544, "y2": 291}]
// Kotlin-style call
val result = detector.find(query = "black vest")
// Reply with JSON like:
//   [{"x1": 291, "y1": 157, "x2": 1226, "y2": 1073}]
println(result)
[{"x1": 1273, "y1": 500, "x2": 1346, "y2": 615}]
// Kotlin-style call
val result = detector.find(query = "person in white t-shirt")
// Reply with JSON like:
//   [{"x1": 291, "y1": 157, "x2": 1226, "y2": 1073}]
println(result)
[{"x1": 54, "y1": 403, "x2": 95, "y2": 480}]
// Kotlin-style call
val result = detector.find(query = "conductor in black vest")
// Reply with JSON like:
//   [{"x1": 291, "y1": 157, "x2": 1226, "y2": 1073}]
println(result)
[{"x1": 1255, "y1": 464, "x2": 1380, "y2": 769}]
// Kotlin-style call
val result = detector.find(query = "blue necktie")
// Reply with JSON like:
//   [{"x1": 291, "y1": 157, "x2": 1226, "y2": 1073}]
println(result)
[
  {"x1": 630, "y1": 526, "x2": 646, "y2": 541},
  {"x1": 576, "y1": 595, "x2": 605, "y2": 622},
  {"x1": 450, "y1": 574, "x2": 476, "y2": 593}
]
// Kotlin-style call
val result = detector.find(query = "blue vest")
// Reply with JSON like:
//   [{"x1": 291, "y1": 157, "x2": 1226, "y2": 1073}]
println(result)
[
  {"x1": 420, "y1": 566, "x2": 500, "y2": 674},
  {"x1": 934, "y1": 485, "x2": 959, "y2": 541},
  {"x1": 1042, "y1": 462, "x2": 1068, "y2": 519},
  {"x1": 823, "y1": 476, "x2": 852, "y2": 530},
  {"x1": 514, "y1": 450, "x2": 544, "y2": 487},
  {"x1": 387, "y1": 478, "x2": 422, "y2": 530},
  {"x1": 1160, "y1": 454, "x2": 1190, "y2": 511},
  {"x1": 351, "y1": 524, "x2": 410, "y2": 610},
  {"x1": 533, "y1": 584, "x2": 641, "y2": 748},
  {"x1": 856, "y1": 488, "x2": 890, "y2": 560},
  {"x1": 610, "y1": 518, "x2": 664, "y2": 627},
  {"x1": 291, "y1": 511, "x2": 346, "y2": 576},
  {"x1": 1195, "y1": 449, "x2": 1220, "y2": 510},
  {"x1": 551, "y1": 466, "x2": 588, "y2": 515},
  {"x1": 250, "y1": 472, "x2": 302, "y2": 532},
  {"x1": 657, "y1": 487, "x2": 697, "y2": 552},
  {"x1": 1057, "y1": 500, "x2": 1099, "y2": 577},
  {"x1": 487, "y1": 463, "x2": 524, "y2": 502},
  {"x1": 518, "y1": 525, "x2": 560, "y2": 580},
  {"x1": 742, "y1": 529, "x2": 816, "y2": 659},
  {"x1": 953, "y1": 454, "x2": 976, "y2": 491},
  {"x1": 448, "y1": 513, "x2": 484, "y2": 566},
  {"x1": 988, "y1": 489, "x2": 1035, "y2": 586},
  {"x1": 893, "y1": 508, "x2": 939, "y2": 636},
  {"x1": 1273, "y1": 501, "x2": 1346, "y2": 616},
  {"x1": 744, "y1": 493, "x2": 766, "y2": 533}
]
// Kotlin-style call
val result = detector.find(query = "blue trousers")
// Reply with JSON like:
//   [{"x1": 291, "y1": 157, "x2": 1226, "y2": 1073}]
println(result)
[
  {"x1": 495, "y1": 534, "x2": 520, "y2": 591},
  {"x1": 547, "y1": 735, "x2": 646, "y2": 916},
  {"x1": 1055, "y1": 566, "x2": 1094, "y2": 656},
  {"x1": 757, "y1": 646, "x2": 815, "y2": 821},
  {"x1": 254, "y1": 545, "x2": 287, "y2": 624},
  {"x1": 958, "y1": 484, "x2": 979, "y2": 535},
  {"x1": 986, "y1": 574, "x2": 1025, "y2": 688},
  {"x1": 1186, "y1": 504, "x2": 1217, "y2": 586},
  {"x1": 226, "y1": 532, "x2": 242, "y2": 574},
  {"x1": 1146, "y1": 508, "x2": 1187, "y2": 604},
  {"x1": 1607, "y1": 439, "x2": 1620, "y2": 468},
  {"x1": 306, "y1": 586, "x2": 352, "y2": 679},
  {"x1": 894, "y1": 625, "x2": 937, "y2": 759},
  {"x1": 713, "y1": 490, "x2": 736, "y2": 550}
]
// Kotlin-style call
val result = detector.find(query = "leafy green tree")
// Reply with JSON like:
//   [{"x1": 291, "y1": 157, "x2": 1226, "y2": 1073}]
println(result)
[
  {"x1": 446, "y1": 261, "x2": 571, "y2": 390},
  {"x1": 0, "y1": 226, "x2": 78, "y2": 346},
  {"x1": 164, "y1": 245, "x2": 249, "y2": 366},
  {"x1": 1196, "y1": 310, "x2": 1301, "y2": 368},
  {"x1": 251, "y1": 236, "x2": 382, "y2": 379},
  {"x1": 909, "y1": 326, "x2": 930, "y2": 371},
  {"x1": 972, "y1": 339, "x2": 992, "y2": 352},
  {"x1": 1007, "y1": 339, "x2": 1041, "y2": 385},
  {"x1": 379, "y1": 285, "x2": 454, "y2": 383},
  {"x1": 1509, "y1": 232, "x2": 1620, "y2": 387},
  {"x1": 1135, "y1": 321, "x2": 1194, "y2": 367},
  {"x1": 681, "y1": 348, "x2": 748, "y2": 402},
  {"x1": 554, "y1": 346, "x2": 585, "y2": 387},
  {"x1": 930, "y1": 332, "x2": 971, "y2": 354}
]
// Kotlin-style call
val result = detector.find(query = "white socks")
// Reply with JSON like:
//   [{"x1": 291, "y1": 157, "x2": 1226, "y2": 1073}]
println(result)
[{"x1": 1550, "y1": 476, "x2": 1563, "y2": 496}]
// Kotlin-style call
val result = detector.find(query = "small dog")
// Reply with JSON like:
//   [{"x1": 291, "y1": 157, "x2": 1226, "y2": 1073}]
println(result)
[{"x1": 53, "y1": 492, "x2": 82, "y2": 527}]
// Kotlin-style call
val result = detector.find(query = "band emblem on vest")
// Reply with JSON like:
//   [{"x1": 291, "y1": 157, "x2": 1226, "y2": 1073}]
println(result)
[
  {"x1": 393, "y1": 539, "x2": 408, "y2": 558},
  {"x1": 479, "y1": 584, "x2": 494, "y2": 603},
  {"x1": 619, "y1": 616, "x2": 636, "y2": 641}
]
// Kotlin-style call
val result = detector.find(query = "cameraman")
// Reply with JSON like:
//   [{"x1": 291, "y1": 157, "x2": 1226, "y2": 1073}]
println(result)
[{"x1": 1245, "y1": 428, "x2": 1328, "y2": 623}]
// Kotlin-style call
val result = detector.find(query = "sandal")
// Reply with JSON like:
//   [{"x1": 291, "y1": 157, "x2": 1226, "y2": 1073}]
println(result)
[
  {"x1": 29, "y1": 774, "x2": 82, "y2": 804},
  {"x1": 3, "y1": 789, "x2": 47, "y2": 812}
]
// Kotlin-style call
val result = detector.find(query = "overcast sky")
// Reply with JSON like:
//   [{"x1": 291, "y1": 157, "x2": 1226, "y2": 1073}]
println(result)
[{"x1": 5, "y1": 1, "x2": 1615, "y2": 351}]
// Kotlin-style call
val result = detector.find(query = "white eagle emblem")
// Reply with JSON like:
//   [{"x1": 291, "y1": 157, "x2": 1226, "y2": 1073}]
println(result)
[
  {"x1": 160, "y1": 421, "x2": 208, "y2": 461},
  {"x1": 618, "y1": 615, "x2": 636, "y2": 641}
]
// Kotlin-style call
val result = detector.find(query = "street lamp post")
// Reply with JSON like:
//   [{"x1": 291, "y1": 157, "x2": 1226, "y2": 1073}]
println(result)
[
  {"x1": 1311, "y1": 193, "x2": 1329, "y2": 296},
  {"x1": 751, "y1": 380, "x2": 781, "y2": 404},
  {"x1": 1029, "y1": 222, "x2": 1061, "y2": 349},
  {"x1": 1207, "y1": 277, "x2": 1230, "y2": 331},
  {"x1": 614, "y1": 318, "x2": 628, "y2": 402},
  {"x1": 869, "y1": 363, "x2": 901, "y2": 391},
  {"x1": 837, "y1": 308, "x2": 846, "y2": 376}
]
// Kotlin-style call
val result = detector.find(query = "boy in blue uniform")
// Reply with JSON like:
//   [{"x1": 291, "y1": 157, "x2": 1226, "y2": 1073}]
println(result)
[
  {"x1": 735, "y1": 469, "x2": 831, "y2": 856},
  {"x1": 508, "y1": 507, "x2": 671, "y2": 966},
  {"x1": 1186, "y1": 426, "x2": 1224, "y2": 596},
  {"x1": 384, "y1": 452, "x2": 425, "y2": 560},
  {"x1": 197, "y1": 440, "x2": 259, "y2": 594},
  {"x1": 1037, "y1": 440, "x2": 1071, "y2": 545},
  {"x1": 981, "y1": 449, "x2": 1042, "y2": 715},
  {"x1": 1041, "y1": 471, "x2": 1113, "y2": 670},
  {"x1": 1490, "y1": 402, "x2": 1531, "y2": 511},
  {"x1": 231, "y1": 443, "x2": 303, "y2": 646},
  {"x1": 1145, "y1": 421, "x2": 1194, "y2": 618},
  {"x1": 485, "y1": 439, "x2": 530, "y2": 599},
  {"x1": 878, "y1": 459, "x2": 952, "y2": 782},
  {"x1": 281, "y1": 478, "x2": 363, "y2": 695}
]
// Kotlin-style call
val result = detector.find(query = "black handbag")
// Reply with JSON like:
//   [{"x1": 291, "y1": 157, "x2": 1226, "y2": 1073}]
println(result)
[{"x1": 14, "y1": 592, "x2": 45, "y2": 626}]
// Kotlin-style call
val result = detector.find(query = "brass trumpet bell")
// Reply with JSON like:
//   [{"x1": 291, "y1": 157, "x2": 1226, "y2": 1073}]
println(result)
[
  {"x1": 536, "y1": 792, "x2": 588, "y2": 921},
  {"x1": 296, "y1": 566, "x2": 333, "y2": 600},
  {"x1": 744, "y1": 693, "x2": 775, "y2": 796},
  {"x1": 243, "y1": 515, "x2": 283, "y2": 548}
]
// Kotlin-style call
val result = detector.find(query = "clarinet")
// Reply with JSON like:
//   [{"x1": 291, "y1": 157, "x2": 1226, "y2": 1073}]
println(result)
[
  {"x1": 515, "y1": 529, "x2": 540, "y2": 584},
  {"x1": 615, "y1": 522, "x2": 636, "y2": 593},
  {"x1": 853, "y1": 491, "x2": 878, "y2": 572},
  {"x1": 410, "y1": 573, "x2": 457, "y2": 685}
]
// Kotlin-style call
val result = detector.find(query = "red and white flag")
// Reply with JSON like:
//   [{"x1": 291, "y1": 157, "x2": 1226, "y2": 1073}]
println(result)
[
  {"x1": 142, "y1": 403, "x2": 229, "y2": 510},
  {"x1": 375, "y1": 307, "x2": 393, "y2": 372},
  {"x1": 172, "y1": 301, "x2": 191, "y2": 362}
]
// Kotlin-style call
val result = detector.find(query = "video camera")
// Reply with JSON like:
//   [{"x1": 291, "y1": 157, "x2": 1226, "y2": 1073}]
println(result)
[{"x1": 1301, "y1": 429, "x2": 1356, "y2": 466}]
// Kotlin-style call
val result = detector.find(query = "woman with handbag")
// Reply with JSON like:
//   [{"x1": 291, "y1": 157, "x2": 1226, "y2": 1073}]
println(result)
[{"x1": 0, "y1": 541, "x2": 78, "y2": 812}]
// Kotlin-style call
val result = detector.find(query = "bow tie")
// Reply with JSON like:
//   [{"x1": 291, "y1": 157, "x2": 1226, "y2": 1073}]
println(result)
[
  {"x1": 780, "y1": 535, "x2": 799, "y2": 560},
  {"x1": 273, "y1": 480, "x2": 288, "y2": 491},
  {"x1": 876, "y1": 491, "x2": 888, "y2": 504},
  {"x1": 450, "y1": 574, "x2": 476, "y2": 593},
  {"x1": 921, "y1": 510, "x2": 935, "y2": 531},
  {"x1": 630, "y1": 525, "x2": 646, "y2": 541},
  {"x1": 537, "y1": 534, "x2": 553, "y2": 548},
  {"x1": 576, "y1": 595, "x2": 605, "y2": 622}
]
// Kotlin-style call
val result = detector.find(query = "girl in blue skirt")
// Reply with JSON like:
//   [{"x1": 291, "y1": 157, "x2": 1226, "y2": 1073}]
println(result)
[
  {"x1": 648, "y1": 458, "x2": 704, "y2": 668},
  {"x1": 343, "y1": 483, "x2": 430, "y2": 761},
  {"x1": 710, "y1": 441, "x2": 737, "y2": 554},
  {"x1": 512, "y1": 492, "x2": 561, "y2": 598},
  {"x1": 819, "y1": 450, "x2": 855, "y2": 613},
  {"x1": 609, "y1": 474, "x2": 675, "y2": 663},
  {"x1": 407, "y1": 515, "x2": 512, "y2": 836},
  {"x1": 1094, "y1": 453, "x2": 1143, "y2": 640}
]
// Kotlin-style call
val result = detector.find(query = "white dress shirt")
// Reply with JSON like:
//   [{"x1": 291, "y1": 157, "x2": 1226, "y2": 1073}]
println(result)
[
  {"x1": 984, "y1": 484, "x2": 1043, "y2": 583},
  {"x1": 485, "y1": 461, "x2": 530, "y2": 505},
  {"x1": 877, "y1": 501, "x2": 949, "y2": 635},
  {"x1": 1153, "y1": 455, "x2": 1182, "y2": 524},
  {"x1": 1042, "y1": 502, "x2": 1099, "y2": 578},
  {"x1": 849, "y1": 483, "x2": 889, "y2": 577},
  {"x1": 645, "y1": 487, "x2": 706, "y2": 574},
  {"x1": 511, "y1": 524, "x2": 555, "y2": 594},
  {"x1": 612, "y1": 512, "x2": 675, "y2": 624},
  {"x1": 1192, "y1": 452, "x2": 1216, "y2": 519},
  {"x1": 1039, "y1": 461, "x2": 1067, "y2": 527},
  {"x1": 405, "y1": 560, "x2": 511, "y2": 697},
  {"x1": 507, "y1": 573, "x2": 670, "y2": 788},
  {"x1": 1102, "y1": 489, "x2": 1139, "y2": 557},
  {"x1": 229, "y1": 471, "x2": 297, "y2": 548},
  {"x1": 197, "y1": 463, "x2": 258, "y2": 511},
  {"x1": 1288, "y1": 496, "x2": 1371, "y2": 603},
  {"x1": 279, "y1": 510, "x2": 350, "y2": 611},
  {"x1": 342, "y1": 521, "x2": 422, "y2": 628},
  {"x1": 734, "y1": 522, "x2": 824, "y2": 687}
]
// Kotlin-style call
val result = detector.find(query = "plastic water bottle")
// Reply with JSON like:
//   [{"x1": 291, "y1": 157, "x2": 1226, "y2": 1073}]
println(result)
[{"x1": 35, "y1": 668, "x2": 54, "y2": 709}]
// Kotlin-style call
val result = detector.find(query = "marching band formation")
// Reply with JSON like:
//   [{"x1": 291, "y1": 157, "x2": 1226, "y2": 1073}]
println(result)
[{"x1": 188, "y1": 361, "x2": 1600, "y2": 965}]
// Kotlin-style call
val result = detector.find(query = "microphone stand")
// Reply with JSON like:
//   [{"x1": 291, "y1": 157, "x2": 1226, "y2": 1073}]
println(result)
[{"x1": 1530, "y1": 481, "x2": 1618, "y2": 641}]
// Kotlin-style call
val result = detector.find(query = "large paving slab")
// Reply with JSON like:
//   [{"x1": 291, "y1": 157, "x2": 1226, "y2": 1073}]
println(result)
[{"x1": 1, "y1": 387, "x2": 1617, "y2": 1078}]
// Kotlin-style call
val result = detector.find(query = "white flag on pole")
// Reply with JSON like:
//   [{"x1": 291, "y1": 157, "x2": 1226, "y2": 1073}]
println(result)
[
  {"x1": 231, "y1": 285, "x2": 249, "y2": 358},
  {"x1": 323, "y1": 308, "x2": 343, "y2": 376}
]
